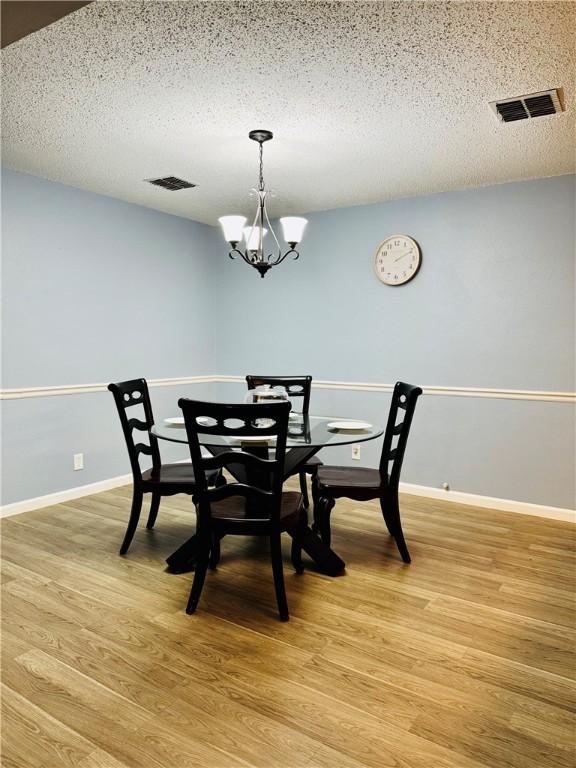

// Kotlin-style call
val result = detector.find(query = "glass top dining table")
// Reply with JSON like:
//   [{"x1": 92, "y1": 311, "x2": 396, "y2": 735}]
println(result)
[
  {"x1": 151, "y1": 415, "x2": 384, "y2": 450},
  {"x1": 153, "y1": 415, "x2": 384, "y2": 577}
]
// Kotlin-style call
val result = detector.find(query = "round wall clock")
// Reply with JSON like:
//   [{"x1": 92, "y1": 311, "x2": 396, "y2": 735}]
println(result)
[{"x1": 373, "y1": 235, "x2": 421, "y2": 286}]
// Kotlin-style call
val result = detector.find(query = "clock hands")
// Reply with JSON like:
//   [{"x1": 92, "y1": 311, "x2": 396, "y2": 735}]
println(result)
[{"x1": 393, "y1": 250, "x2": 413, "y2": 263}]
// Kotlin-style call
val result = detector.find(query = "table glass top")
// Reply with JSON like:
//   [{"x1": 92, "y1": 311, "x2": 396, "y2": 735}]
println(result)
[{"x1": 152, "y1": 415, "x2": 383, "y2": 449}]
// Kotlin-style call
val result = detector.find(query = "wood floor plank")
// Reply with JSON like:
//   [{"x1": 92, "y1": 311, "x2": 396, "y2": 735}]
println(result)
[
  {"x1": 1, "y1": 626, "x2": 36, "y2": 663},
  {"x1": 312, "y1": 639, "x2": 575, "y2": 730},
  {"x1": 16, "y1": 625, "x2": 319, "y2": 768},
  {"x1": 6, "y1": 649, "x2": 247, "y2": 767},
  {"x1": 410, "y1": 708, "x2": 573, "y2": 768},
  {"x1": 508, "y1": 710, "x2": 576, "y2": 751},
  {"x1": 2, "y1": 483, "x2": 574, "y2": 768},
  {"x1": 1, "y1": 682, "x2": 98, "y2": 768},
  {"x1": 411, "y1": 656, "x2": 576, "y2": 726},
  {"x1": 78, "y1": 750, "x2": 132, "y2": 768},
  {"x1": 213, "y1": 656, "x2": 488, "y2": 768}
]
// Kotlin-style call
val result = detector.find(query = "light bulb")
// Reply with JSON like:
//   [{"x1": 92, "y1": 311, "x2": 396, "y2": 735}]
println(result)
[
  {"x1": 280, "y1": 217, "x2": 307, "y2": 246},
  {"x1": 243, "y1": 226, "x2": 268, "y2": 252},
  {"x1": 219, "y1": 215, "x2": 247, "y2": 244}
]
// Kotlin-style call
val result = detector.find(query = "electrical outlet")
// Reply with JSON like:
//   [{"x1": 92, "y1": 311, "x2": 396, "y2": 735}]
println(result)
[
  {"x1": 73, "y1": 453, "x2": 84, "y2": 471},
  {"x1": 351, "y1": 444, "x2": 361, "y2": 460}
]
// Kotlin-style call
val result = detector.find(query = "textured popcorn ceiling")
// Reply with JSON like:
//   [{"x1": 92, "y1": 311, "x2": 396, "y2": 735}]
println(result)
[{"x1": 2, "y1": 1, "x2": 574, "y2": 224}]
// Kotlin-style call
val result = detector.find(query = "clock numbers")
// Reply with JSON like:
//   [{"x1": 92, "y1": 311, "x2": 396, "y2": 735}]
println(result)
[{"x1": 373, "y1": 235, "x2": 421, "y2": 286}]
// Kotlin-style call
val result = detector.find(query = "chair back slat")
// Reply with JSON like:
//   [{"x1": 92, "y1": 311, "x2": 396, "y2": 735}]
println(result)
[
  {"x1": 134, "y1": 443, "x2": 154, "y2": 457},
  {"x1": 201, "y1": 450, "x2": 277, "y2": 473},
  {"x1": 204, "y1": 483, "x2": 276, "y2": 519},
  {"x1": 379, "y1": 382, "x2": 422, "y2": 489},
  {"x1": 178, "y1": 399, "x2": 291, "y2": 523},
  {"x1": 108, "y1": 379, "x2": 161, "y2": 480},
  {"x1": 246, "y1": 375, "x2": 312, "y2": 415},
  {"x1": 128, "y1": 418, "x2": 150, "y2": 432}
]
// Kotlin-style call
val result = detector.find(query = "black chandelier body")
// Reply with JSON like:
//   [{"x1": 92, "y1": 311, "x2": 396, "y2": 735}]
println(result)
[{"x1": 219, "y1": 130, "x2": 307, "y2": 278}]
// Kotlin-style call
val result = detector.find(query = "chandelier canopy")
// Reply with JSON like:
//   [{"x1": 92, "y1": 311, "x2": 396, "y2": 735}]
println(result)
[{"x1": 219, "y1": 130, "x2": 307, "y2": 278}]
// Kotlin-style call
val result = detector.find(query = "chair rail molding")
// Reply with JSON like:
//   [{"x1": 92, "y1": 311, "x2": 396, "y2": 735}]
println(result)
[
  {"x1": 1, "y1": 375, "x2": 574, "y2": 403},
  {"x1": 0, "y1": 376, "x2": 215, "y2": 399}
]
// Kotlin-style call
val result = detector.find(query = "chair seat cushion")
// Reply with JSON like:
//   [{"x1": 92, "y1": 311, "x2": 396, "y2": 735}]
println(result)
[
  {"x1": 316, "y1": 465, "x2": 383, "y2": 493},
  {"x1": 142, "y1": 462, "x2": 217, "y2": 487},
  {"x1": 210, "y1": 491, "x2": 304, "y2": 528}
]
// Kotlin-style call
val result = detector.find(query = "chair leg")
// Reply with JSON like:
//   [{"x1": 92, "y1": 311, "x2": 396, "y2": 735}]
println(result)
[
  {"x1": 380, "y1": 494, "x2": 411, "y2": 564},
  {"x1": 186, "y1": 531, "x2": 210, "y2": 614},
  {"x1": 270, "y1": 532, "x2": 289, "y2": 621},
  {"x1": 299, "y1": 471, "x2": 310, "y2": 509},
  {"x1": 316, "y1": 497, "x2": 335, "y2": 548},
  {"x1": 120, "y1": 488, "x2": 143, "y2": 555},
  {"x1": 379, "y1": 496, "x2": 394, "y2": 537},
  {"x1": 395, "y1": 527, "x2": 411, "y2": 564},
  {"x1": 146, "y1": 492, "x2": 161, "y2": 530},
  {"x1": 209, "y1": 532, "x2": 221, "y2": 569}
]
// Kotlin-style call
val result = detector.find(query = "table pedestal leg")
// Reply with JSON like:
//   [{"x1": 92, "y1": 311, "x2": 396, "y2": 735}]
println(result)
[
  {"x1": 287, "y1": 524, "x2": 345, "y2": 576},
  {"x1": 165, "y1": 534, "x2": 199, "y2": 573},
  {"x1": 165, "y1": 445, "x2": 346, "y2": 575},
  {"x1": 166, "y1": 524, "x2": 345, "y2": 575}
]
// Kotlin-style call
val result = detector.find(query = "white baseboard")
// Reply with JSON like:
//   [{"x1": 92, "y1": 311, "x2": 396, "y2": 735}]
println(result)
[
  {"x1": 0, "y1": 474, "x2": 132, "y2": 518},
  {"x1": 1, "y1": 473, "x2": 573, "y2": 523},
  {"x1": 399, "y1": 482, "x2": 575, "y2": 523}
]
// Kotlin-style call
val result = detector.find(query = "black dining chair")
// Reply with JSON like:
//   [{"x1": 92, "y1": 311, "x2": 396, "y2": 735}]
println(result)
[
  {"x1": 246, "y1": 375, "x2": 322, "y2": 508},
  {"x1": 312, "y1": 382, "x2": 422, "y2": 563},
  {"x1": 178, "y1": 398, "x2": 307, "y2": 621},
  {"x1": 108, "y1": 378, "x2": 220, "y2": 555}
]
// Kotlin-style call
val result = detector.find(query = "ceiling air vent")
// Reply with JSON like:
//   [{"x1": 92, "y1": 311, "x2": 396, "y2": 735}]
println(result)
[
  {"x1": 146, "y1": 176, "x2": 197, "y2": 191},
  {"x1": 490, "y1": 89, "x2": 563, "y2": 123}
]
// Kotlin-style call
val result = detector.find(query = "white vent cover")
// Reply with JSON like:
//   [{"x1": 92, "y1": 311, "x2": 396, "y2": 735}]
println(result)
[{"x1": 489, "y1": 89, "x2": 563, "y2": 123}]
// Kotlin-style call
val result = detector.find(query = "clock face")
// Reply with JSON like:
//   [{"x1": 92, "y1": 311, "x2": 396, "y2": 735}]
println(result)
[{"x1": 374, "y1": 235, "x2": 421, "y2": 286}]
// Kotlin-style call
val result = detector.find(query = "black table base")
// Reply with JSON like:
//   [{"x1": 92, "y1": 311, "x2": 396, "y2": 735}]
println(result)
[
  {"x1": 165, "y1": 443, "x2": 346, "y2": 576},
  {"x1": 165, "y1": 526, "x2": 345, "y2": 576}
]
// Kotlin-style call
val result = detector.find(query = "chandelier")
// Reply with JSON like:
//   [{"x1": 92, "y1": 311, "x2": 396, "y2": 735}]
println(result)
[{"x1": 218, "y1": 130, "x2": 307, "y2": 278}]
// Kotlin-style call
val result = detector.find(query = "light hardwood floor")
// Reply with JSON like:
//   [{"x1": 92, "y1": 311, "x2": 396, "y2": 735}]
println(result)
[{"x1": 1, "y1": 482, "x2": 575, "y2": 768}]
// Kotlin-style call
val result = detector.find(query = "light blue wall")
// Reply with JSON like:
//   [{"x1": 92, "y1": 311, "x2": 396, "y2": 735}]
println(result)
[
  {"x1": 1, "y1": 169, "x2": 217, "y2": 387},
  {"x1": 1, "y1": 382, "x2": 215, "y2": 503},
  {"x1": 2, "y1": 170, "x2": 575, "y2": 508},
  {"x1": 210, "y1": 175, "x2": 576, "y2": 508},
  {"x1": 213, "y1": 176, "x2": 575, "y2": 391},
  {"x1": 1, "y1": 170, "x2": 218, "y2": 503}
]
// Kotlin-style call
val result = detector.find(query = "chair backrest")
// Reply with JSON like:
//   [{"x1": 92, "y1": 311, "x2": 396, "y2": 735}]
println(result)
[
  {"x1": 246, "y1": 375, "x2": 313, "y2": 414},
  {"x1": 178, "y1": 399, "x2": 291, "y2": 524},
  {"x1": 108, "y1": 378, "x2": 160, "y2": 481},
  {"x1": 379, "y1": 382, "x2": 422, "y2": 489}
]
